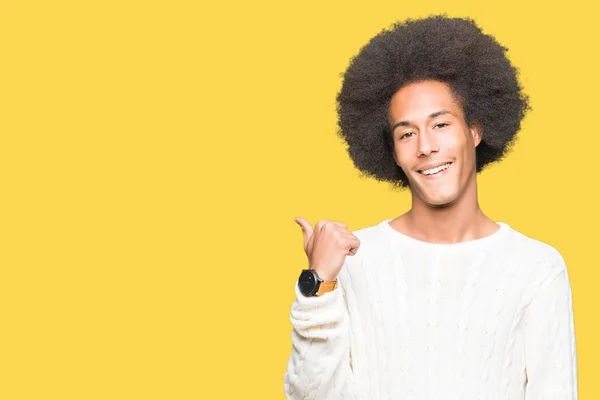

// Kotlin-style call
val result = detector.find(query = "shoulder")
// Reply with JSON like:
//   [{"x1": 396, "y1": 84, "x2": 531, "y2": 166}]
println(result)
[
  {"x1": 345, "y1": 219, "x2": 394, "y2": 265},
  {"x1": 350, "y1": 219, "x2": 390, "y2": 249},
  {"x1": 352, "y1": 224, "x2": 382, "y2": 241},
  {"x1": 507, "y1": 226, "x2": 566, "y2": 268},
  {"x1": 337, "y1": 219, "x2": 390, "y2": 284},
  {"x1": 504, "y1": 225, "x2": 568, "y2": 300}
]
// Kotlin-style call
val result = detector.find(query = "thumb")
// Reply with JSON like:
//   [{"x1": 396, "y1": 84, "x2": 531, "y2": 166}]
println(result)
[{"x1": 294, "y1": 217, "x2": 313, "y2": 245}]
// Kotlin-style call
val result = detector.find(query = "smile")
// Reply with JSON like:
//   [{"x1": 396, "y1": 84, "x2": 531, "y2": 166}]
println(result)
[{"x1": 419, "y1": 162, "x2": 452, "y2": 176}]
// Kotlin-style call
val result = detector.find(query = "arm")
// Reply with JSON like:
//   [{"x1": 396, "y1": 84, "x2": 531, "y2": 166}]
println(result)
[
  {"x1": 284, "y1": 277, "x2": 359, "y2": 400},
  {"x1": 524, "y1": 261, "x2": 578, "y2": 399}
]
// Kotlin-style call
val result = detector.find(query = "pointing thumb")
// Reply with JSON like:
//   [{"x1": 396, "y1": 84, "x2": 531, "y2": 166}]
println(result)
[{"x1": 294, "y1": 217, "x2": 313, "y2": 244}]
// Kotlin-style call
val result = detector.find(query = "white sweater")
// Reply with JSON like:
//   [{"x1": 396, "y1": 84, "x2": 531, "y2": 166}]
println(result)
[{"x1": 284, "y1": 218, "x2": 578, "y2": 399}]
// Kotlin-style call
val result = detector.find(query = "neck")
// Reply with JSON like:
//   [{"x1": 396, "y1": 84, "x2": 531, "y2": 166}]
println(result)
[{"x1": 401, "y1": 177, "x2": 496, "y2": 244}]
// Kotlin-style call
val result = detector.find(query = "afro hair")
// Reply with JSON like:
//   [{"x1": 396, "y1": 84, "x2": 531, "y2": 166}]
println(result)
[{"x1": 336, "y1": 15, "x2": 531, "y2": 189}]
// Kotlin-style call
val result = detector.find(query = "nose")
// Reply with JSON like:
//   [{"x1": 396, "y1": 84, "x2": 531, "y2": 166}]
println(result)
[{"x1": 417, "y1": 130, "x2": 439, "y2": 157}]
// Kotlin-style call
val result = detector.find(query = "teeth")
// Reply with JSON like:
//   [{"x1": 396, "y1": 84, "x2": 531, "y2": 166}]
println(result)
[{"x1": 421, "y1": 163, "x2": 451, "y2": 175}]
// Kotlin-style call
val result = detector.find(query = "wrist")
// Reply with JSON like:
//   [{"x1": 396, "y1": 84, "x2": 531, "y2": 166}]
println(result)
[{"x1": 310, "y1": 266, "x2": 338, "y2": 282}]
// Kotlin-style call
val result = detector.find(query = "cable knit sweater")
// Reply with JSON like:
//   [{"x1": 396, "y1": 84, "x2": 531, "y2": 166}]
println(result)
[{"x1": 284, "y1": 218, "x2": 578, "y2": 399}]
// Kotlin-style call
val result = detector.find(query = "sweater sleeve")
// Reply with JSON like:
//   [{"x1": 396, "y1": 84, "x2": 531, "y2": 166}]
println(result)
[
  {"x1": 283, "y1": 273, "x2": 360, "y2": 400},
  {"x1": 523, "y1": 260, "x2": 578, "y2": 399}
]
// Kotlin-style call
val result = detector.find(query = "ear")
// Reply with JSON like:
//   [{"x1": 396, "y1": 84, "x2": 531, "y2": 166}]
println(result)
[{"x1": 470, "y1": 122, "x2": 483, "y2": 147}]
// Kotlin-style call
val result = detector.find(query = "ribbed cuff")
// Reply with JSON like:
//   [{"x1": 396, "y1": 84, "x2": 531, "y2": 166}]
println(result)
[{"x1": 290, "y1": 280, "x2": 346, "y2": 339}]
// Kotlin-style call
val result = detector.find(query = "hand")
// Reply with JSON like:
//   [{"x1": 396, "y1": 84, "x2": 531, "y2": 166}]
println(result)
[{"x1": 294, "y1": 217, "x2": 361, "y2": 281}]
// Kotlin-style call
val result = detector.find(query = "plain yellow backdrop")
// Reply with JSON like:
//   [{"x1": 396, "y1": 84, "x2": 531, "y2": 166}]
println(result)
[{"x1": 1, "y1": 0, "x2": 597, "y2": 398}]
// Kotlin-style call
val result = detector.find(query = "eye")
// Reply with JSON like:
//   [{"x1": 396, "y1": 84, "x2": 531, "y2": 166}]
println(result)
[
  {"x1": 399, "y1": 131, "x2": 415, "y2": 140},
  {"x1": 434, "y1": 122, "x2": 449, "y2": 129}
]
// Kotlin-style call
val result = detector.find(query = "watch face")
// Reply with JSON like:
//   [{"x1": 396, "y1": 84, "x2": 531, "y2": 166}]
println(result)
[{"x1": 298, "y1": 269, "x2": 318, "y2": 296}]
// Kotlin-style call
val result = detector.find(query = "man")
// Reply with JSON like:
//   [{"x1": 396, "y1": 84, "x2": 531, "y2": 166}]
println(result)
[{"x1": 284, "y1": 15, "x2": 578, "y2": 399}]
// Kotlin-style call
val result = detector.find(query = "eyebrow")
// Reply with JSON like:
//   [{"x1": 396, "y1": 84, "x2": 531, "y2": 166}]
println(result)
[{"x1": 390, "y1": 110, "x2": 453, "y2": 132}]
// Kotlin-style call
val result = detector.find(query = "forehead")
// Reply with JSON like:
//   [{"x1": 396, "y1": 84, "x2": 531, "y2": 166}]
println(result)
[{"x1": 388, "y1": 80, "x2": 463, "y2": 122}]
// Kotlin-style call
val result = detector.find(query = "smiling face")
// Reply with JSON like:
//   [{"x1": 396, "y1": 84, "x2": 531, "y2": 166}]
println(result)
[{"x1": 388, "y1": 80, "x2": 482, "y2": 208}]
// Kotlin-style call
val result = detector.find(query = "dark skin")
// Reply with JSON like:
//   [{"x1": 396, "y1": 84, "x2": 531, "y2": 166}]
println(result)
[{"x1": 387, "y1": 80, "x2": 500, "y2": 244}]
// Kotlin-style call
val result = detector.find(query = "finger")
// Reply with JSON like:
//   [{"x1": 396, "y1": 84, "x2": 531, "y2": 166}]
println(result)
[
  {"x1": 294, "y1": 217, "x2": 314, "y2": 245},
  {"x1": 345, "y1": 237, "x2": 361, "y2": 255},
  {"x1": 315, "y1": 220, "x2": 348, "y2": 230}
]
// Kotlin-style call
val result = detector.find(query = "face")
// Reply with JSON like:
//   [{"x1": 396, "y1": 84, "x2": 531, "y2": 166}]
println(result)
[{"x1": 388, "y1": 80, "x2": 482, "y2": 208}]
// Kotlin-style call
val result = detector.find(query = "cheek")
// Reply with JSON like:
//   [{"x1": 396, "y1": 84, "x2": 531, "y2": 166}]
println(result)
[
  {"x1": 440, "y1": 131, "x2": 472, "y2": 162},
  {"x1": 393, "y1": 146, "x2": 412, "y2": 169},
  {"x1": 439, "y1": 130, "x2": 463, "y2": 149}
]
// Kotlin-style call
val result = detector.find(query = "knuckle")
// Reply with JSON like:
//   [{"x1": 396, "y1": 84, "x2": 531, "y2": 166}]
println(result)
[{"x1": 322, "y1": 221, "x2": 336, "y2": 231}]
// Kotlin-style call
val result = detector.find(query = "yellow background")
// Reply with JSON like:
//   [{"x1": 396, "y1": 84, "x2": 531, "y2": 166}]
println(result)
[{"x1": 1, "y1": 0, "x2": 597, "y2": 398}]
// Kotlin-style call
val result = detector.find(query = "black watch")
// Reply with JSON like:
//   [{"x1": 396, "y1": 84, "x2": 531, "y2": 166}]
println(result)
[{"x1": 298, "y1": 269, "x2": 338, "y2": 297}]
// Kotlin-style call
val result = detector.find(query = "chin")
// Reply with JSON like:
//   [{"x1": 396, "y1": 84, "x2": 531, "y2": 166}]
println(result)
[
  {"x1": 407, "y1": 176, "x2": 462, "y2": 208},
  {"x1": 421, "y1": 191, "x2": 459, "y2": 208},
  {"x1": 428, "y1": 199, "x2": 457, "y2": 209}
]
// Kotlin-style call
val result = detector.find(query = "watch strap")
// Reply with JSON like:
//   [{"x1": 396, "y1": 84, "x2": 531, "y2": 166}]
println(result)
[{"x1": 316, "y1": 279, "x2": 338, "y2": 296}]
